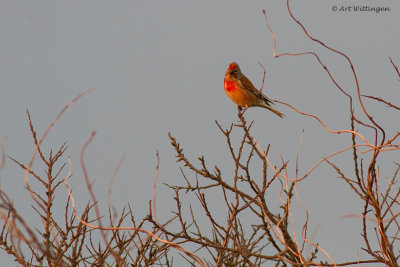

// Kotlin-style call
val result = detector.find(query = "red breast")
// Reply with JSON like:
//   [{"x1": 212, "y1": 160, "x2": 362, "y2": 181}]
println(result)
[{"x1": 224, "y1": 80, "x2": 238, "y2": 93}]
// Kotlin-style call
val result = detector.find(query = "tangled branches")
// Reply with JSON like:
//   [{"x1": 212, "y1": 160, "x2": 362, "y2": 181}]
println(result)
[{"x1": 0, "y1": 0, "x2": 399, "y2": 266}]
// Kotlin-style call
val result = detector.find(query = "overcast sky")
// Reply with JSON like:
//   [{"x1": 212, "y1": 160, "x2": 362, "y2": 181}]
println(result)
[{"x1": 1, "y1": 1, "x2": 399, "y2": 265}]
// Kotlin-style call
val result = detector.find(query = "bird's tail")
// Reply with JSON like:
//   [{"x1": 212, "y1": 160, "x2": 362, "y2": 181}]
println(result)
[
  {"x1": 259, "y1": 95, "x2": 284, "y2": 118},
  {"x1": 263, "y1": 104, "x2": 284, "y2": 118}
]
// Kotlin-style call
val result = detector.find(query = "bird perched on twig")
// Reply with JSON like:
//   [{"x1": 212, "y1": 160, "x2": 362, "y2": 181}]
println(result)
[{"x1": 224, "y1": 62, "x2": 284, "y2": 118}]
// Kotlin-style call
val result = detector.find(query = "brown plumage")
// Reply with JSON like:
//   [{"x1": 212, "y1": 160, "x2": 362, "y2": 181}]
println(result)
[{"x1": 224, "y1": 62, "x2": 284, "y2": 118}]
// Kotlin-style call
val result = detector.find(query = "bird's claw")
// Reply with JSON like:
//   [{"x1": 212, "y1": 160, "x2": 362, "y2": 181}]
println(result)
[{"x1": 237, "y1": 105, "x2": 248, "y2": 117}]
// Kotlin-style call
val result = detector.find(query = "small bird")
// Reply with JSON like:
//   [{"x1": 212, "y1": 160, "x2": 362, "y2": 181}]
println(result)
[{"x1": 224, "y1": 62, "x2": 284, "y2": 118}]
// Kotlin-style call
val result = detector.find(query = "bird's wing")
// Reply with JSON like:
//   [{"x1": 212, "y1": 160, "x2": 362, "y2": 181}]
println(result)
[{"x1": 239, "y1": 75, "x2": 273, "y2": 105}]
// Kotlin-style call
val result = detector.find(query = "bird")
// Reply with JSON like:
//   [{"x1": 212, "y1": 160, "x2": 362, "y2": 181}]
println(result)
[{"x1": 224, "y1": 62, "x2": 284, "y2": 118}]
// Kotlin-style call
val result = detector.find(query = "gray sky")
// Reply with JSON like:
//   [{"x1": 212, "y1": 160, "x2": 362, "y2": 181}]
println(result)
[{"x1": 1, "y1": 1, "x2": 399, "y2": 265}]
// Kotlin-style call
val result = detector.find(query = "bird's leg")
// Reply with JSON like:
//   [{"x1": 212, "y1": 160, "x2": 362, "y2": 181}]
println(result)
[{"x1": 237, "y1": 105, "x2": 247, "y2": 117}]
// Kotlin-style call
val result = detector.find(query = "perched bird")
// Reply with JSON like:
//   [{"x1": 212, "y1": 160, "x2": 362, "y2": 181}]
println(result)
[{"x1": 224, "y1": 62, "x2": 284, "y2": 118}]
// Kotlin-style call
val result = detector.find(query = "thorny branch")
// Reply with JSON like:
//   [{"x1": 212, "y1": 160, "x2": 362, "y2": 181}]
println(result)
[{"x1": 0, "y1": 0, "x2": 399, "y2": 266}]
